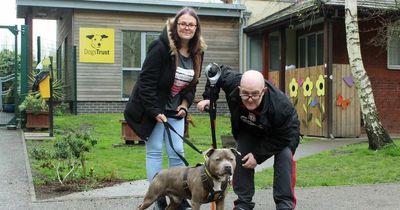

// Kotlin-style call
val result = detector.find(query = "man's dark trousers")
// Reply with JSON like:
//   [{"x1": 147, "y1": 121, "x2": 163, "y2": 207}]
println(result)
[{"x1": 233, "y1": 132, "x2": 297, "y2": 210}]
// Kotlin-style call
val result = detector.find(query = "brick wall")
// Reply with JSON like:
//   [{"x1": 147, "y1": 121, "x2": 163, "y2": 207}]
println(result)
[
  {"x1": 369, "y1": 72, "x2": 400, "y2": 135},
  {"x1": 76, "y1": 101, "x2": 232, "y2": 116},
  {"x1": 332, "y1": 20, "x2": 400, "y2": 135},
  {"x1": 77, "y1": 101, "x2": 126, "y2": 114}
]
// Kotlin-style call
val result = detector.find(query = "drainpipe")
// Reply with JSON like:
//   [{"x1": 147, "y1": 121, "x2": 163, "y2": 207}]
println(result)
[
  {"x1": 240, "y1": 9, "x2": 251, "y2": 73},
  {"x1": 239, "y1": 10, "x2": 244, "y2": 73}
]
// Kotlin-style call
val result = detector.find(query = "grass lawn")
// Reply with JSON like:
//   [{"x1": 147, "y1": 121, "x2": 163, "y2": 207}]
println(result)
[
  {"x1": 26, "y1": 113, "x2": 400, "y2": 190},
  {"x1": 27, "y1": 113, "x2": 235, "y2": 184},
  {"x1": 255, "y1": 139, "x2": 400, "y2": 189}
]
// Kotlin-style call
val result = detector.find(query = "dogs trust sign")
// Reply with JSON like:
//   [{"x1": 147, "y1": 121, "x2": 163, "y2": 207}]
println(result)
[{"x1": 79, "y1": 28, "x2": 115, "y2": 63}]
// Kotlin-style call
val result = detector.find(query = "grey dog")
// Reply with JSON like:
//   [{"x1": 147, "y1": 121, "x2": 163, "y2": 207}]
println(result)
[{"x1": 137, "y1": 148, "x2": 240, "y2": 210}]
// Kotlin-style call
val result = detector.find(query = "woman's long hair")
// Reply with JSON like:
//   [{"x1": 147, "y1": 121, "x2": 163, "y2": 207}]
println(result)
[{"x1": 171, "y1": 7, "x2": 202, "y2": 55}]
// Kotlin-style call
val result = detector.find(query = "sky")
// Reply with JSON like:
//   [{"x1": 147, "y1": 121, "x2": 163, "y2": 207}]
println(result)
[
  {"x1": 0, "y1": 0, "x2": 57, "y2": 57},
  {"x1": 0, "y1": 0, "x2": 225, "y2": 56}
]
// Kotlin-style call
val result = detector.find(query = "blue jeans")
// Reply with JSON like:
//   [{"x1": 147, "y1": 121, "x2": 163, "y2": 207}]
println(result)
[{"x1": 146, "y1": 117, "x2": 185, "y2": 181}]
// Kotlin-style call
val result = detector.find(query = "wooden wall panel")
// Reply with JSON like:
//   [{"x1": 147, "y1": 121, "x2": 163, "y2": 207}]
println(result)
[
  {"x1": 331, "y1": 64, "x2": 361, "y2": 137},
  {"x1": 57, "y1": 9, "x2": 74, "y2": 101},
  {"x1": 71, "y1": 10, "x2": 240, "y2": 101},
  {"x1": 285, "y1": 66, "x2": 327, "y2": 137},
  {"x1": 268, "y1": 71, "x2": 279, "y2": 88},
  {"x1": 269, "y1": 65, "x2": 360, "y2": 138}
]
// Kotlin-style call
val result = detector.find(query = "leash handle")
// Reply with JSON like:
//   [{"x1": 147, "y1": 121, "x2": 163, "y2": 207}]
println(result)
[{"x1": 163, "y1": 121, "x2": 203, "y2": 167}]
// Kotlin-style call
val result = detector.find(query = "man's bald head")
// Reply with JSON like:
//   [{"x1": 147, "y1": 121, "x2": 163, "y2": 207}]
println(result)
[
  {"x1": 240, "y1": 70, "x2": 265, "y2": 90},
  {"x1": 239, "y1": 70, "x2": 266, "y2": 110}
]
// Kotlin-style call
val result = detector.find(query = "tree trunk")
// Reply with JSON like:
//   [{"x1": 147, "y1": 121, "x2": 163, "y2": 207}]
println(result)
[{"x1": 344, "y1": 0, "x2": 393, "y2": 150}]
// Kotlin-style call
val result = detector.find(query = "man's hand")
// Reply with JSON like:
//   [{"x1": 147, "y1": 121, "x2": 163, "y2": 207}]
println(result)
[
  {"x1": 197, "y1": 100, "x2": 210, "y2": 112},
  {"x1": 242, "y1": 153, "x2": 257, "y2": 169}
]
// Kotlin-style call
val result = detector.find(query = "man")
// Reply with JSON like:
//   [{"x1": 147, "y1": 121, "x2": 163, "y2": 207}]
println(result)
[{"x1": 197, "y1": 65, "x2": 300, "y2": 210}]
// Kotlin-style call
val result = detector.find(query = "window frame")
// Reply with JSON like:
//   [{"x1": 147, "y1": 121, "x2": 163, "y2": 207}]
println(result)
[
  {"x1": 269, "y1": 34, "x2": 280, "y2": 72},
  {"x1": 121, "y1": 31, "x2": 160, "y2": 100},
  {"x1": 298, "y1": 31, "x2": 324, "y2": 68},
  {"x1": 247, "y1": 35, "x2": 263, "y2": 72},
  {"x1": 387, "y1": 25, "x2": 400, "y2": 70}
]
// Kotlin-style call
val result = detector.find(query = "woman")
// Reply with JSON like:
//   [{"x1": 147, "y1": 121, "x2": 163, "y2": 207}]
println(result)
[{"x1": 124, "y1": 7, "x2": 206, "y2": 210}]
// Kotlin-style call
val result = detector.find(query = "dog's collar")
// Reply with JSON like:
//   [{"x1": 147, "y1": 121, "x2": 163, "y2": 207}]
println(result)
[
  {"x1": 182, "y1": 164, "x2": 228, "y2": 203},
  {"x1": 201, "y1": 165, "x2": 228, "y2": 202},
  {"x1": 204, "y1": 165, "x2": 221, "y2": 181}
]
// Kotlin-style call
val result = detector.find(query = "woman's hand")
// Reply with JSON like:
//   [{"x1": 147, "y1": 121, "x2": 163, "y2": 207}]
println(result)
[
  {"x1": 155, "y1": 114, "x2": 167, "y2": 123},
  {"x1": 197, "y1": 100, "x2": 210, "y2": 112},
  {"x1": 176, "y1": 105, "x2": 188, "y2": 118}
]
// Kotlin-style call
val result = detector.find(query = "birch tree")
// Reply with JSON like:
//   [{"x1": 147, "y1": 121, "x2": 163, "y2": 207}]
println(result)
[{"x1": 345, "y1": 0, "x2": 393, "y2": 150}]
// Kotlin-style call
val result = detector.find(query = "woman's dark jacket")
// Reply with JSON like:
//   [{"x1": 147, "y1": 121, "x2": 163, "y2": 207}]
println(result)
[
  {"x1": 202, "y1": 65, "x2": 300, "y2": 163},
  {"x1": 124, "y1": 19, "x2": 206, "y2": 141}
]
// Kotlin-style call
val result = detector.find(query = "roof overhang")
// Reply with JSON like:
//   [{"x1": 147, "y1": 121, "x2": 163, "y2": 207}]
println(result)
[
  {"x1": 244, "y1": 0, "x2": 400, "y2": 34},
  {"x1": 16, "y1": 0, "x2": 246, "y2": 20}
]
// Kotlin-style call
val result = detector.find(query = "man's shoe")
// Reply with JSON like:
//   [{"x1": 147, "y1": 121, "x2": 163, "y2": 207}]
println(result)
[
  {"x1": 177, "y1": 199, "x2": 192, "y2": 210},
  {"x1": 153, "y1": 196, "x2": 167, "y2": 210}
]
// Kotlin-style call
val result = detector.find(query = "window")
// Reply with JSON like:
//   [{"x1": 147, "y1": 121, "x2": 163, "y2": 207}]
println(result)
[
  {"x1": 122, "y1": 31, "x2": 160, "y2": 98},
  {"x1": 298, "y1": 32, "x2": 324, "y2": 68},
  {"x1": 248, "y1": 35, "x2": 263, "y2": 71},
  {"x1": 269, "y1": 35, "x2": 280, "y2": 71},
  {"x1": 388, "y1": 26, "x2": 400, "y2": 69}
]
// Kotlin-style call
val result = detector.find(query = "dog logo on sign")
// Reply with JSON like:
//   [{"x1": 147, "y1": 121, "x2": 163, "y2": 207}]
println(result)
[{"x1": 86, "y1": 34, "x2": 109, "y2": 49}]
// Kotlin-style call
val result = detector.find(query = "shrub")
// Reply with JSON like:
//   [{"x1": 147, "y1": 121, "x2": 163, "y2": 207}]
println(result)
[
  {"x1": 30, "y1": 129, "x2": 98, "y2": 185},
  {"x1": 18, "y1": 93, "x2": 48, "y2": 115}
]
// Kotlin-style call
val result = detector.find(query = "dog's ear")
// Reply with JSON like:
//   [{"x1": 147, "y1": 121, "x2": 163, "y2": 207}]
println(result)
[
  {"x1": 86, "y1": 34, "x2": 94, "y2": 39},
  {"x1": 230, "y1": 148, "x2": 241, "y2": 157},
  {"x1": 203, "y1": 148, "x2": 215, "y2": 157},
  {"x1": 101, "y1": 34, "x2": 109, "y2": 39}
]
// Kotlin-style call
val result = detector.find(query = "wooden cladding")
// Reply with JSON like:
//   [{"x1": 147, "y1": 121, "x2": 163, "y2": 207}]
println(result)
[
  {"x1": 270, "y1": 64, "x2": 360, "y2": 137},
  {"x1": 69, "y1": 10, "x2": 240, "y2": 101}
]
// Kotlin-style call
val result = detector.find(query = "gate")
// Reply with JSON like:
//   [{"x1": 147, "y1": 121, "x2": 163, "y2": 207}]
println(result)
[
  {"x1": 269, "y1": 64, "x2": 361, "y2": 138},
  {"x1": 0, "y1": 25, "x2": 29, "y2": 128}
]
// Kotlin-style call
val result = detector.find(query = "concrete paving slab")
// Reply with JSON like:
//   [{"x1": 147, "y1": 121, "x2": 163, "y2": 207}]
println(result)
[{"x1": 1, "y1": 127, "x2": 399, "y2": 210}]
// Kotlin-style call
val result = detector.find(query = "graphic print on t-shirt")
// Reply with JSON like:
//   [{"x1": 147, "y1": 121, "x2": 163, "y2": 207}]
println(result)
[
  {"x1": 171, "y1": 66, "x2": 194, "y2": 97},
  {"x1": 239, "y1": 105, "x2": 264, "y2": 131}
]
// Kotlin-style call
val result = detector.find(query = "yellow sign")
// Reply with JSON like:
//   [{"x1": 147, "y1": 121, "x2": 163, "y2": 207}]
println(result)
[
  {"x1": 79, "y1": 28, "x2": 115, "y2": 63},
  {"x1": 39, "y1": 75, "x2": 50, "y2": 99}
]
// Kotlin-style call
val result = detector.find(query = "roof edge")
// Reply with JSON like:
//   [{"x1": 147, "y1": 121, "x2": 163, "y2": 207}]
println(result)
[{"x1": 16, "y1": 0, "x2": 246, "y2": 18}]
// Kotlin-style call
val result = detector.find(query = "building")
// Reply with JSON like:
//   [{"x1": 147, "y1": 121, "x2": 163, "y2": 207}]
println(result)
[
  {"x1": 16, "y1": 0, "x2": 246, "y2": 114},
  {"x1": 244, "y1": 0, "x2": 400, "y2": 136}
]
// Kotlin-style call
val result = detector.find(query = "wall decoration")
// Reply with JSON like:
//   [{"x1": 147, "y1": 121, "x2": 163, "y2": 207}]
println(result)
[
  {"x1": 297, "y1": 78, "x2": 304, "y2": 87},
  {"x1": 289, "y1": 78, "x2": 298, "y2": 98},
  {"x1": 316, "y1": 75, "x2": 325, "y2": 96},
  {"x1": 79, "y1": 27, "x2": 115, "y2": 63},
  {"x1": 343, "y1": 75, "x2": 354, "y2": 87},
  {"x1": 301, "y1": 77, "x2": 314, "y2": 128},
  {"x1": 303, "y1": 77, "x2": 313, "y2": 97},
  {"x1": 337, "y1": 95, "x2": 351, "y2": 109},
  {"x1": 315, "y1": 118, "x2": 322, "y2": 128},
  {"x1": 310, "y1": 96, "x2": 318, "y2": 107},
  {"x1": 314, "y1": 74, "x2": 326, "y2": 128}
]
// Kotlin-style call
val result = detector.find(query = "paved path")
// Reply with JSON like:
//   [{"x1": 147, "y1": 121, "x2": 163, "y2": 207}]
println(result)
[{"x1": 1, "y1": 127, "x2": 399, "y2": 210}]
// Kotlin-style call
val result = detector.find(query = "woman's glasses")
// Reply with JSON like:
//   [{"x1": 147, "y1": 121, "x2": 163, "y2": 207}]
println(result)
[{"x1": 178, "y1": 22, "x2": 197, "y2": 30}]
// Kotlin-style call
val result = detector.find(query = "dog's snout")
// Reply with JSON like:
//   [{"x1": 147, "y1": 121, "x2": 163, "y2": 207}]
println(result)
[{"x1": 224, "y1": 165, "x2": 232, "y2": 174}]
